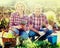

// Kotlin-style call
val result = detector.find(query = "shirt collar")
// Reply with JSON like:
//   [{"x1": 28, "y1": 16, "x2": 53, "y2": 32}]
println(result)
[{"x1": 33, "y1": 13, "x2": 43, "y2": 18}]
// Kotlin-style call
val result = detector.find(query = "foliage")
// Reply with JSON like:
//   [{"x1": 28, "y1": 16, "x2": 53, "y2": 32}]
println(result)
[
  {"x1": 0, "y1": 18, "x2": 9, "y2": 29},
  {"x1": 16, "y1": 39, "x2": 60, "y2": 48}
]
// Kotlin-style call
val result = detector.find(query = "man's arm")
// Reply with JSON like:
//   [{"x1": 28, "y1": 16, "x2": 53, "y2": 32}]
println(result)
[
  {"x1": 29, "y1": 25, "x2": 40, "y2": 35},
  {"x1": 29, "y1": 15, "x2": 40, "y2": 35},
  {"x1": 43, "y1": 15, "x2": 48, "y2": 28}
]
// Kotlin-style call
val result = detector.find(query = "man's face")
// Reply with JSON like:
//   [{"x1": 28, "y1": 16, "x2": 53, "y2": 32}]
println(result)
[{"x1": 34, "y1": 8, "x2": 41, "y2": 16}]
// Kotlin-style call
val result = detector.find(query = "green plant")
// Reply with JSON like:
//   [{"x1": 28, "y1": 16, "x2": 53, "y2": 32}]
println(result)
[
  {"x1": 0, "y1": 18, "x2": 9, "y2": 30},
  {"x1": 16, "y1": 39, "x2": 60, "y2": 48}
]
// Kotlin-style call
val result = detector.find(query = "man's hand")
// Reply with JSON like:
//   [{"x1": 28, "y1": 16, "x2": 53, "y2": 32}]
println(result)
[
  {"x1": 47, "y1": 24, "x2": 53, "y2": 30},
  {"x1": 39, "y1": 31, "x2": 45, "y2": 36},
  {"x1": 29, "y1": 24, "x2": 42, "y2": 35}
]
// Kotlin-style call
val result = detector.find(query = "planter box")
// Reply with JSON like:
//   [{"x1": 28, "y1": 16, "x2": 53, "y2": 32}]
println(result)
[{"x1": 48, "y1": 35, "x2": 57, "y2": 45}]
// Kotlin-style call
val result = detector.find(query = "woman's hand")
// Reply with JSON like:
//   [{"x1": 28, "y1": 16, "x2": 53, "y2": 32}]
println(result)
[{"x1": 9, "y1": 25, "x2": 22, "y2": 29}]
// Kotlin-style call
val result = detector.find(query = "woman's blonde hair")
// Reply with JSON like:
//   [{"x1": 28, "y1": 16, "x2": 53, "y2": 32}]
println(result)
[
  {"x1": 15, "y1": 2, "x2": 25, "y2": 10},
  {"x1": 15, "y1": 2, "x2": 26, "y2": 14}
]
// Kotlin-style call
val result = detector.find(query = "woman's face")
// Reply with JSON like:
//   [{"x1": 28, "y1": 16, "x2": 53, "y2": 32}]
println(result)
[{"x1": 16, "y1": 4, "x2": 25, "y2": 12}]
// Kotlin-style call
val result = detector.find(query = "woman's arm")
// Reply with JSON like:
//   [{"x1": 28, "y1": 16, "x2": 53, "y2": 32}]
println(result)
[{"x1": 9, "y1": 12, "x2": 22, "y2": 29}]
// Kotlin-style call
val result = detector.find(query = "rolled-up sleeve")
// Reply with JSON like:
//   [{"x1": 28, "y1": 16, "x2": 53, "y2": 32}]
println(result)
[
  {"x1": 44, "y1": 16, "x2": 48, "y2": 24},
  {"x1": 25, "y1": 15, "x2": 33, "y2": 30},
  {"x1": 29, "y1": 16, "x2": 33, "y2": 25},
  {"x1": 43, "y1": 15, "x2": 48, "y2": 25},
  {"x1": 9, "y1": 13, "x2": 14, "y2": 27}
]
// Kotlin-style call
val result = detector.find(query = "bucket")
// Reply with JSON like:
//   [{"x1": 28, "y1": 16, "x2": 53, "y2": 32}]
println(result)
[{"x1": 48, "y1": 35, "x2": 57, "y2": 45}]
